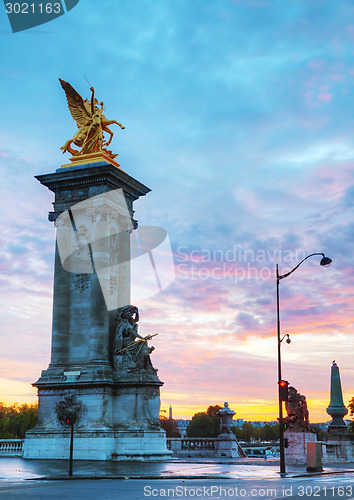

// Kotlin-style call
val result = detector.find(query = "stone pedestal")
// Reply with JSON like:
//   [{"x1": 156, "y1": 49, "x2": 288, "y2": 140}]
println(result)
[
  {"x1": 23, "y1": 160, "x2": 171, "y2": 461},
  {"x1": 215, "y1": 433, "x2": 244, "y2": 458},
  {"x1": 23, "y1": 374, "x2": 171, "y2": 460},
  {"x1": 284, "y1": 432, "x2": 317, "y2": 465}
]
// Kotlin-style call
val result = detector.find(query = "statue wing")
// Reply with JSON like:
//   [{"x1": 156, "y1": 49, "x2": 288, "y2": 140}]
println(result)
[{"x1": 59, "y1": 78, "x2": 92, "y2": 128}]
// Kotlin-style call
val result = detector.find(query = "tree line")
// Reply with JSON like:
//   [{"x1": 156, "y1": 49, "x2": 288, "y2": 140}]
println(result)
[
  {"x1": 185, "y1": 405, "x2": 280, "y2": 441},
  {"x1": 161, "y1": 405, "x2": 280, "y2": 441},
  {"x1": 0, "y1": 403, "x2": 38, "y2": 439},
  {"x1": 160, "y1": 399, "x2": 354, "y2": 441},
  {"x1": 0, "y1": 397, "x2": 353, "y2": 440}
]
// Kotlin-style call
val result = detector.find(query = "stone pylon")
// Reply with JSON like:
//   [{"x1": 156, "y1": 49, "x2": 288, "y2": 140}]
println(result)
[
  {"x1": 23, "y1": 158, "x2": 172, "y2": 461},
  {"x1": 326, "y1": 361, "x2": 348, "y2": 440}
]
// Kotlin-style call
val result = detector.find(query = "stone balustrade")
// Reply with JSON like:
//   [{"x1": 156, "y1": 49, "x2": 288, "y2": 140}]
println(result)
[
  {"x1": 0, "y1": 439, "x2": 24, "y2": 456},
  {"x1": 167, "y1": 438, "x2": 277, "y2": 457},
  {"x1": 167, "y1": 437, "x2": 216, "y2": 455}
]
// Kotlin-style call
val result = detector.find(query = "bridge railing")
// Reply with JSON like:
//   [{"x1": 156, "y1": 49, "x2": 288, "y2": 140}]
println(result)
[
  {"x1": 167, "y1": 437, "x2": 216, "y2": 455},
  {"x1": 0, "y1": 439, "x2": 24, "y2": 457},
  {"x1": 167, "y1": 438, "x2": 277, "y2": 457}
]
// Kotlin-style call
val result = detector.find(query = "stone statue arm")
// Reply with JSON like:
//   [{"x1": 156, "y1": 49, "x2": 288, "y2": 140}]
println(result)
[{"x1": 134, "y1": 330, "x2": 152, "y2": 341}]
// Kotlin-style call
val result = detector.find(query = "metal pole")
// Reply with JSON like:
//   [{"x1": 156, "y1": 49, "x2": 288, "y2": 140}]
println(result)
[
  {"x1": 69, "y1": 421, "x2": 74, "y2": 477},
  {"x1": 277, "y1": 264, "x2": 286, "y2": 475},
  {"x1": 276, "y1": 253, "x2": 331, "y2": 475}
]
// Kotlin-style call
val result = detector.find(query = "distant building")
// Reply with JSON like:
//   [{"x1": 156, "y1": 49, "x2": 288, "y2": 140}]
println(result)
[
  {"x1": 315, "y1": 419, "x2": 351, "y2": 430},
  {"x1": 166, "y1": 405, "x2": 191, "y2": 437},
  {"x1": 232, "y1": 419, "x2": 244, "y2": 427},
  {"x1": 233, "y1": 420, "x2": 278, "y2": 428},
  {"x1": 175, "y1": 419, "x2": 191, "y2": 437},
  {"x1": 250, "y1": 421, "x2": 278, "y2": 428}
]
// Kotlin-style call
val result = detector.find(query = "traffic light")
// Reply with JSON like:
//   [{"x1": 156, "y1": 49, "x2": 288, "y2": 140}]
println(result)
[
  {"x1": 284, "y1": 438, "x2": 289, "y2": 448},
  {"x1": 279, "y1": 380, "x2": 289, "y2": 401}
]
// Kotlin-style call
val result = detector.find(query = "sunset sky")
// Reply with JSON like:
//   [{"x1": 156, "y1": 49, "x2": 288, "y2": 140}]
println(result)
[{"x1": 0, "y1": 0, "x2": 353, "y2": 423}]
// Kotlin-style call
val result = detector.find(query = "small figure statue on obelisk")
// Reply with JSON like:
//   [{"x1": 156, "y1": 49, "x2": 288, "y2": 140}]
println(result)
[
  {"x1": 326, "y1": 361, "x2": 348, "y2": 440},
  {"x1": 59, "y1": 78, "x2": 125, "y2": 164}
]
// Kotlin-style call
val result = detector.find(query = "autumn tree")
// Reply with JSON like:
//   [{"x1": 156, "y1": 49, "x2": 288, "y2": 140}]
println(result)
[
  {"x1": 159, "y1": 416, "x2": 181, "y2": 438},
  {"x1": 206, "y1": 405, "x2": 222, "y2": 436}
]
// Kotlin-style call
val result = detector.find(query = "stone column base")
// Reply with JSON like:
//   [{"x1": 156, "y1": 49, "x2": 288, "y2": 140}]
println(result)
[
  {"x1": 215, "y1": 433, "x2": 244, "y2": 458},
  {"x1": 285, "y1": 431, "x2": 317, "y2": 465},
  {"x1": 23, "y1": 429, "x2": 172, "y2": 461}
]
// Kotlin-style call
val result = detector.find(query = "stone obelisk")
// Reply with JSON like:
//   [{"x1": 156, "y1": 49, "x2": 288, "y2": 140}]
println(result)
[
  {"x1": 326, "y1": 361, "x2": 348, "y2": 440},
  {"x1": 23, "y1": 80, "x2": 171, "y2": 460}
]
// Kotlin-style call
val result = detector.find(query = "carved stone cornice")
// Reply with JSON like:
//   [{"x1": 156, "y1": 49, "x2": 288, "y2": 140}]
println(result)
[{"x1": 36, "y1": 162, "x2": 150, "y2": 203}]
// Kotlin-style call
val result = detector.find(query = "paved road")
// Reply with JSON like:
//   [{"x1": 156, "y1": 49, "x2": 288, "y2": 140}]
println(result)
[
  {"x1": 0, "y1": 474, "x2": 353, "y2": 500},
  {"x1": 0, "y1": 457, "x2": 352, "y2": 480},
  {"x1": 0, "y1": 458, "x2": 352, "y2": 500}
]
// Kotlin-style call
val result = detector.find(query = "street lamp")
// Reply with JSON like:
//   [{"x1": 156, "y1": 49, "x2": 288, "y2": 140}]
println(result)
[{"x1": 276, "y1": 252, "x2": 332, "y2": 475}]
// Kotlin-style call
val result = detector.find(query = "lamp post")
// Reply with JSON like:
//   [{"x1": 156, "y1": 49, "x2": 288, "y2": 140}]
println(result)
[{"x1": 276, "y1": 252, "x2": 332, "y2": 475}]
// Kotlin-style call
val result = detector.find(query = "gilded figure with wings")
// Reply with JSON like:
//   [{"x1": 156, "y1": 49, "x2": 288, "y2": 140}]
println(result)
[{"x1": 59, "y1": 78, "x2": 125, "y2": 159}]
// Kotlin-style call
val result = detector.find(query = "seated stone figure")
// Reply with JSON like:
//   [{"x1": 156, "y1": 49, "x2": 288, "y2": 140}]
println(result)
[
  {"x1": 113, "y1": 305, "x2": 157, "y2": 374},
  {"x1": 284, "y1": 386, "x2": 314, "y2": 432}
]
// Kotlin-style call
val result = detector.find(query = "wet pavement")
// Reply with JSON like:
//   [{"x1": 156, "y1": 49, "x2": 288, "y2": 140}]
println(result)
[{"x1": 0, "y1": 457, "x2": 353, "y2": 481}]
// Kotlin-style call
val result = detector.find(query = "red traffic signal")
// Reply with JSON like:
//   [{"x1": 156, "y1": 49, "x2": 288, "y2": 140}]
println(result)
[{"x1": 279, "y1": 380, "x2": 289, "y2": 401}]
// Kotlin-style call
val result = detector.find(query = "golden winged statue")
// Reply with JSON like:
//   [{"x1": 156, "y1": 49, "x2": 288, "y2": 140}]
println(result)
[{"x1": 59, "y1": 78, "x2": 125, "y2": 160}]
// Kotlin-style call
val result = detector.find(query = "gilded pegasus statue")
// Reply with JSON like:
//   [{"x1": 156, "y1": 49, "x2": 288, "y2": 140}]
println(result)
[{"x1": 59, "y1": 78, "x2": 125, "y2": 159}]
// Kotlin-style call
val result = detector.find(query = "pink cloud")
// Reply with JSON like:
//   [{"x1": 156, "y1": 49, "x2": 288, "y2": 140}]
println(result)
[
  {"x1": 318, "y1": 92, "x2": 333, "y2": 102},
  {"x1": 331, "y1": 74, "x2": 344, "y2": 82},
  {"x1": 307, "y1": 60, "x2": 325, "y2": 69}
]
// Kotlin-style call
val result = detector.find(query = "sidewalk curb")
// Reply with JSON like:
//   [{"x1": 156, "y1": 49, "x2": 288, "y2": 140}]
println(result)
[
  {"x1": 24, "y1": 469, "x2": 354, "y2": 481},
  {"x1": 291, "y1": 469, "x2": 354, "y2": 478},
  {"x1": 26, "y1": 475, "x2": 230, "y2": 481}
]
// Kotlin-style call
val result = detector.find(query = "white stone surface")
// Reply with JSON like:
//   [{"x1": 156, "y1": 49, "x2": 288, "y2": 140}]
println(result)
[
  {"x1": 215, "y1": 434, "x2": 243, "y2": 458},
  {"x1": 321, "y1": 440, "x2": 354, "y2": 464},
  {"x1": 23, "y1": 429, "x2": 172, "y2": 461},
  {"x1": 284, "y1": 432, "x2": 316, "y2": 465}
]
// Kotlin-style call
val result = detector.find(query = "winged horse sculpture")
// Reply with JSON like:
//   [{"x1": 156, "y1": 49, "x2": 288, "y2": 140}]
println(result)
[{"x1": 59, "y1": 78, "x2": 125, "y2": 159}]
